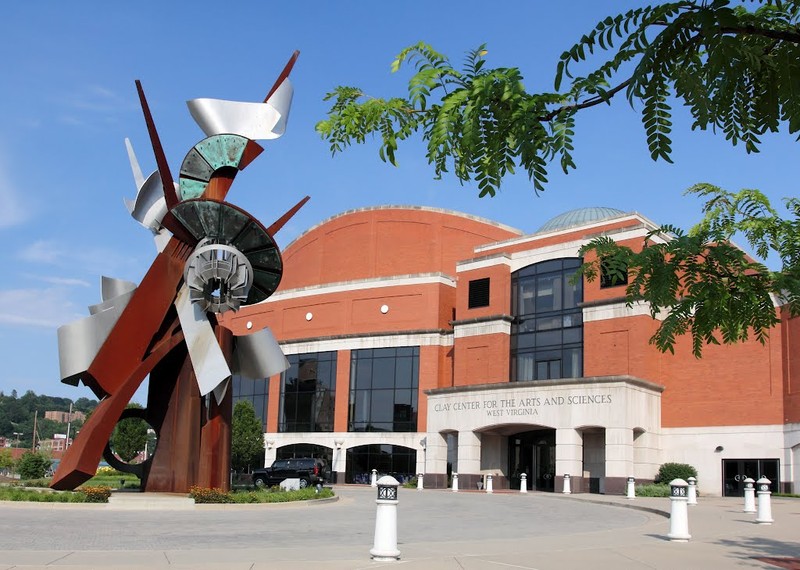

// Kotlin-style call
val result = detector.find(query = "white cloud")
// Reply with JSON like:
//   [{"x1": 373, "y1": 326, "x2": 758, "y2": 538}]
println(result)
[
  {"x1": 0, "y1": 153, "x2": 29, "y2": 229},
  {"x1": 0, "y1": 288, "x2": 82, "y2": 329},
  {"x1": 31, "y1": 275, "x2": 91, "y2": 288},
  {"x1": 18, "y1": 239, "x2": 140, "y2": 277},
  {"x1": 55, "y1": 85, "x2": 133, "y2": 127}
]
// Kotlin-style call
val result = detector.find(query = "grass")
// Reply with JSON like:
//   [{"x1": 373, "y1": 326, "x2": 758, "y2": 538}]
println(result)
[{"x1": 0, "y1": 486, "x2": 90, "y2": 502}]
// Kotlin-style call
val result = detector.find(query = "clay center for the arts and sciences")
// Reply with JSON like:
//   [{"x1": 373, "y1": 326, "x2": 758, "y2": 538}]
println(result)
[{"x1": 221, "y1": 204, "x2": 800, "y2": 496}]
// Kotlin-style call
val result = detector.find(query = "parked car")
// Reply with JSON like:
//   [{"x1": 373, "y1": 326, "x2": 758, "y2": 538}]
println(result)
[{"x1": 252, "y1": 458, "x2": 328, "y2": 489}]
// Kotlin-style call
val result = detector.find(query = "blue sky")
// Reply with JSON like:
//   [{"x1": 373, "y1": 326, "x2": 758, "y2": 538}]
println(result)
[{"x1": 0, "y1": 1, "x2": 795, "y2": 401}]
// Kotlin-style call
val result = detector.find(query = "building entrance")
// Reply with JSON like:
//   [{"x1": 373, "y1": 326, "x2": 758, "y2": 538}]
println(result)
[
  {"x1": 508, "y1": 429, "x2": 555, "y2": 491},
  {"x1": 722, "y1": 458, "x2": 779, "y2": 496}
]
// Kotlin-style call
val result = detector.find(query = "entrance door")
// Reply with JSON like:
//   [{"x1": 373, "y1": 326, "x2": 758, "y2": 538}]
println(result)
[
  {"x1": 722, "y1": 459, "x2": 780, "y2": 496},
  {"x1": 508, "y1": 429, "x2": 555, "y2": 491}
]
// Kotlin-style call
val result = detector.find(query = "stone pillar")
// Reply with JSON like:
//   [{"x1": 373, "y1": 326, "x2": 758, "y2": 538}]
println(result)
[
  {"x1": 264, "y1": 439, "x2": 277, "y2": 467},
  {"x1": 425, "y1": 432, "x2": 449, "y2": 489},
  {"x1": 457, "y1": 430, "x2": 481, "y2": 489},
  {"x1": 520, "y1": 473, "x2": 528, "y2": 493},
  {"x1": 605, "y1": 427, "x2": 634, "y2": 495},
  {"x1": 556, "y1": 428, "x2": 582, "y2": 492},
  {"x1": 417, "y1": 473, "x2": 423, "y2": 490}
]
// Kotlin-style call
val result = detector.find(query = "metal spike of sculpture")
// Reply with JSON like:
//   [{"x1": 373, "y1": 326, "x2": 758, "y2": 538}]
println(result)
[{"x1": 52, "y1": 52, "x2": 307, "y2": 492}]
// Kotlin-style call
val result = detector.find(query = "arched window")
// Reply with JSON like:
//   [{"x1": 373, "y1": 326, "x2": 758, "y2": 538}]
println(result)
[{"x1": 511, "y1": 258, "x2": 583, "y2": 381}]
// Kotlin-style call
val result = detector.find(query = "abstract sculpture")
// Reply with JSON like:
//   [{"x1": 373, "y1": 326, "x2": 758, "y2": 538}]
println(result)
[{"x1": 52, "y1": 52, "x2": 307, "y2": 492}]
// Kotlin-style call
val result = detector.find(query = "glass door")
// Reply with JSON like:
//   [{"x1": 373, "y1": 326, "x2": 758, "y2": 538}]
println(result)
[{"x1": 722, "y1": 459, "x2": 779, "y2": 496}]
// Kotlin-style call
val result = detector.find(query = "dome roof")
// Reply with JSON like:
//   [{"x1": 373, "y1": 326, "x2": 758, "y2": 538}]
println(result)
[{"x1": 537, "y1": 206, "x2": 626, "y2": 233}]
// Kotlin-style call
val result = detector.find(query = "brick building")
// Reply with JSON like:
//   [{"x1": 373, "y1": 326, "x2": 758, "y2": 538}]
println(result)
[{"x1": 225, "y1": 205, "x2": 800, "y2": 495}]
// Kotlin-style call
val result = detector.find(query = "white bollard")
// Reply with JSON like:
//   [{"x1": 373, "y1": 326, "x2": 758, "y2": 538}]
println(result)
[
  {"x1": 520, "y1": 473, "x2": 528, "y2": 493},
  {"x1": 755, "y1": 477, "x2": 774, "y2": 524},
  {"x1": 370, "y1": 468, "x2": 378, "y2": 487},
  {"x1": 743, "y1": 477, "x2": 756, "y2": 513},
  {"x1": 667, "y1": 478, "x2": 691, "y2": 542},
  {"x1": 562, "y1": 473, "x2": 571, "y2": 494},
  {"x1": 687, "y1": 476, "x2": 698, "y2": 506},
  {"x1": 416, "y1": 473, "x2": 423, "y2": 490},
  {"x1": 452, "y1": 472, "x2": 459, "y2": 492},
  {"x1": 626, "y1": 476, "x2": 636, "y2": 500},
  {"x1": 486, "y1": 474, "x2": 493, "y2": 494},
  {"x1": 370, "y1": 475, "x2": 400, "y2": 561}
]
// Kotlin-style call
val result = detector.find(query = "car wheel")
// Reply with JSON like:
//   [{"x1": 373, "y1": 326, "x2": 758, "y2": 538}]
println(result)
[
  {"x1": 299, "y1": 478, "x2": 309, "y2": 489},
  {"x1": 254, "y1": 477, "x2": 267, "y2": 489}
]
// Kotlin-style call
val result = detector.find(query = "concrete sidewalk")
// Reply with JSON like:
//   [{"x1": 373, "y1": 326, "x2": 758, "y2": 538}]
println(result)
[{"x1": 0, "y1": 486, "x2": 797, "y2": 569}]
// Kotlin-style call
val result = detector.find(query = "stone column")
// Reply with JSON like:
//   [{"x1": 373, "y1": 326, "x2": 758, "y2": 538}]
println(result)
[
  {"x1": 605, "y1": 427, "x2": 634, "y2": 495},
  {"x1": 425, "y1": 432, "x2": 449, "y2": 489},
  {"x1": 457, "y1": 430, "x2": 482, "y2": 490},
  {"x1": 556, "y1": 428, "x2": 583, "y2": 492}
]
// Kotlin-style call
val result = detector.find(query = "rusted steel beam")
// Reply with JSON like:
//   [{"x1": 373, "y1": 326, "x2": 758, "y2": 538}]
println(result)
[
  {"x1": 264, "y1": 50, "x2": 300, "y2": 103},
  {"x1": 266, "y1": 195, "x2": 310, "y2": 237},
  {"x1": 85, "y1": 239, "x2": 189, "y2": 398},
  {"x1": 197, "y1": 325, "x2": 234, "y2": 490},
  {"x1": 50, "y1": 329, "x2": 184, "y2": 490},
  {"x1": 136, "y1": 80, "x2": 179, "y2": 211},
  {"x1": 144, "y1": 348, "x2": 202, "y2": 493}
]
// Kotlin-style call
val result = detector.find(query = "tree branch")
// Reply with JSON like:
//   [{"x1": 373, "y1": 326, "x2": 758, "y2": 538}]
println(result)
[{"x1": 538, "y1": 78, "x2": 633, "y2": 122}]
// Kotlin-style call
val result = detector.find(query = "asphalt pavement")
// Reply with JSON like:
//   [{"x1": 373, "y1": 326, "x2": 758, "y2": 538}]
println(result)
[{"x1": 0, "y1": 485, "x2": 797, "y2": 569}]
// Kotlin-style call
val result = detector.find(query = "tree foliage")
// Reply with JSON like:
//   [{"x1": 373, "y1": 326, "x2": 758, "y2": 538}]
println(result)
[
  {"x1": 231, "y1": 401, "x2": 264, "y2": 473},
  {"x1": 318, "y1": 1, "x2": 800, "y2": 197},
  {"x1": 0, "y1": 390, "x2": 96, "y2": 442},
  {"x1": 0, "y1": 449, "x2": 14, "y2": 472},
  {"x1": 318, "y1": 0, "x2": 800, "y2": 356},
  {"x1": 110, "y1": 404, "x2": 148, "y2": 463},
  {"x1": 580, "y1": 185, "x2": 800, "y2": 356}
]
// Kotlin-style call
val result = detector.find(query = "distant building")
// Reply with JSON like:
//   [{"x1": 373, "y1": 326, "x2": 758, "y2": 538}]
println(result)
[
  {"x1": 44, "y1": 410, "x2": 86, "y2": 424},
  {"x1": 39, "y1": 437, "x2": 73, "y2": 452},
  {"x1": 224, "y1": 205, "x2": 799, "y2": 496}
]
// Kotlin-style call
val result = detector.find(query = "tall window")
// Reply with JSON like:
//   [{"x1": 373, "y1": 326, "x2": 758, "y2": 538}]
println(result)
[
  {"x1": 511, "y1": 258, "x2": 583, "y2": 381},
  {"x1": 232, "y1": 375, "x2": 269, "y2": 428},
  {"x1": 349, "y1": 347, "x2": 419, "y2": 432},
  {"x1": 279, "y1": 352, "x2": 336, "y2": 432}
]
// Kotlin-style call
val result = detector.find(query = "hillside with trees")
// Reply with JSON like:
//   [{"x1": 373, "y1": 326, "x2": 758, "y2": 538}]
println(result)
[{"x1": 0, "y1": 390, "x2": 97, "y2": 446}]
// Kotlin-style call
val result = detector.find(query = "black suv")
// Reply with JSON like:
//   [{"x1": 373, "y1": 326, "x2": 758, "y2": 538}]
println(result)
[{"x1": 252, "y1": 458, "x2": 328, "y2": 489}]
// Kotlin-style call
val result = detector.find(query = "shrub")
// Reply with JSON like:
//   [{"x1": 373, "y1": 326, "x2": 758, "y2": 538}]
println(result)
[
  {"x1": 635, "y1": 483, "x2": 671, "y2": 497},
  {"x1": 16, "y1": 452, "x2": 51, "y2": 480},
  {"x1": 655, "y1": 462, "x2": 697, "y2": 484},
  {"x1": 79, "y1": 486, "x2": 112, "y2": 503},
  {"x1": 402, "y1": 477, "x2": 418, "y2": 489},
  {"x1": 189, "y1": 486, "x2": 234, "y2": 503}
]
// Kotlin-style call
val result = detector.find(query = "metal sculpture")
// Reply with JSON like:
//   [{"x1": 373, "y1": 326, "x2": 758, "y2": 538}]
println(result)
[{"x1": 52, "y1": 52, "x2": 307, "y2": 492}]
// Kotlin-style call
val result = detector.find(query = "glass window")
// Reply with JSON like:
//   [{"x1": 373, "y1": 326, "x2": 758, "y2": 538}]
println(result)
[
  {"x1": 279, "y1": 352, "x2": 337, "y2": 432},
  {"x1": 349, "y1": 347, "x2": 419, "y2": 432},
  {"x1": 232, "y1": 375, "x2": 269, "y2": 428},
  {"x1": 511, "y1": 258, "x2": 583, "y2": 382}
]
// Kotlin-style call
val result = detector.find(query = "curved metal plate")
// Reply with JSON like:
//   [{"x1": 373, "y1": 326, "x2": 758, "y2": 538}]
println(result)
[{"x1": 170, "y1": 199, "x2": 282, "y2": 305}]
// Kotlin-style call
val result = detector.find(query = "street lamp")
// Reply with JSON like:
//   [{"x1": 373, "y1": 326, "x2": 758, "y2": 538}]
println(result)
[{"x1": 12, "y1": 432, "x2": 22, "y2": 447}]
